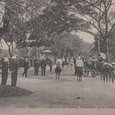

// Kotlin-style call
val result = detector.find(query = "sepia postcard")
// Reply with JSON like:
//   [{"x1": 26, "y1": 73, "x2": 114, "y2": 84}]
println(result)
[{"x1": 0, "y1": 0, "x2": 115, "y2": 115}]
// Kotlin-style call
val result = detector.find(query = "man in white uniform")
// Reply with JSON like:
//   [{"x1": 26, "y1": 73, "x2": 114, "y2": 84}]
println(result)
[{"x1": 76, "y1": 56, "x2": 84, "y2": 82}]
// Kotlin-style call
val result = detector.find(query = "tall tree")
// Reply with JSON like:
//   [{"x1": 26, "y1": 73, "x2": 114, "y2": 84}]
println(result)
[
  {"x1": 51, "y1": 0, "x2": 115, "y2": 61},
  {"x1": 2, "y1": 0, "x2": 25, "y2": 57},
  {"x1": 25, "y1": 0, "x2": 89, "y2": 50},
  {"x1": 49, "y1": 32, "x2": 85, "y2": 57}
]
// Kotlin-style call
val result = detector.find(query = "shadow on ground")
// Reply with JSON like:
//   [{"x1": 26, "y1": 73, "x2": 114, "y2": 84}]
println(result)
[{"x1": 0, "y1": 85, "x2": 33, "y2": 97}]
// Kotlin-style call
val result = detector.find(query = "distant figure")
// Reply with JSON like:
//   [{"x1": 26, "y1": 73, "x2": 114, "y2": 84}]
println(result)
[
  {"x1": 9, "y1": 56, "x2": 19, "y2": 87},
  {"x1": 30, "y1": 58, "x2": 33, "y2": 67},
  {"x1": 111, "y1": 62, "x2": 115, "y2": 83},
  {"x1": 73, "y1": 57, "x2": 76, "y2": 75},
  {"x1": 55, "y1": 62, "x2": 62, "y2": 80},
  {"x1": 40, "y1": 58, "x2": 46, "y2": 76},
  {"x1": 1, "y1": 57, "x2": 9, "y2": 85},
  {"x1": 101, "y1": 62, "x2": 114, "y2": 83},
  {"x1": 69, "y1": 57, "x2": 74, "y2": 70},
  {"x1": 46, "y1": 57, "x2": 53, "y2": 72},
  {"x1": 34, "y1": 59, "x2": 40, "y2": 76},
  {"x1": 18, "y1": 58, "x2": 24, "y2": 67},
  {"x1": 49, "y1": 59, "x2": 53, "y2": 72},
  {"x1": 56, "y1": 57, "x2": 63, "y2": 68},
  {"x1": 22, "y1": 58, "x2": 29, "y2": 77},
  {"x1": 64, "y1": 57, "x2": 68, "y2": 68},
  {"x1": 62, "y1": 57, "x2": 65, "y2": 69},
  {"x1": 91, "y1": 56, "x2": 97, "y2": 78},
  {"x1": 97, "y1": 56, "x2": 104, "y2": 79},
  {"x1": 76, "y1": 56, "x2": 84, "y2": 82}
]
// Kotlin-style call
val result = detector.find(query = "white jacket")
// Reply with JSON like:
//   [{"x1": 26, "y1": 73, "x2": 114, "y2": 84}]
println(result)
[
  {"x1": 56, "y1": 59, "x2": 63, "y2": 65},
  {"x1": 76, "y1": 59, "x2": 84, "y2": 67}
]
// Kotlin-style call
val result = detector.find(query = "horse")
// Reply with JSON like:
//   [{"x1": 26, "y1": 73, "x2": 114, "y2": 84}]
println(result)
[{"x1": 101, "y1": 63, "x2": 114, "y2": 83}]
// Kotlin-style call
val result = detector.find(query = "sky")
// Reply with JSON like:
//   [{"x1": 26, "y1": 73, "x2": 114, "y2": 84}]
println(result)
[
  {"x1": 70, "y1": 0, "x2": 115, "y2": 44},
  {"x1": 71, "y1": 30, "x2": 95, "y2": 43},
  {"x1": 76, "y1": 32, "x2": 95, "y2": 43}
]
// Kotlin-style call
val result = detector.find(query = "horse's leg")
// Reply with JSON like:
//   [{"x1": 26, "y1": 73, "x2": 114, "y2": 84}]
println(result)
[
  {"x1": 81, "y1": 76, "x2": 82, "y2": 82},
  {"x1": 78, "y1": 76, "x2": 80, "y2": 82},
  {"x1": 58, "y1": 73, "x2": 60, "y2": 80},
  {"x1": 100, "y1": 73, "x2": 102, "y2": 80},
  {"x1": 56, "y1": 73, "x2": 58, "y2": 79},
  {"x1": 109, "y1": 72, "x2": 111, "y2": 82},
  {"x1": 103, "y1": 74, "x2": 105, "y2": 83},
  {"x1": 59, "y1": 73, "x2": 60, "y2": 80},
  {"x1": 112, "y1": 75, "x2": 114, "y2": 83},
  {"x1": 112, "y1": 72, "x2": 114, "y2": 83},
  {"x1": 106, "y1": 74, "x2": 108, "y2": 83},
  {"x1": 101, "y1": 72, "x2": 103, "y2": 80}
]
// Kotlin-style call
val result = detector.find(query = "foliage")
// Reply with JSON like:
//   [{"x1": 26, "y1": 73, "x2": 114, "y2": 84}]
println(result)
[
  {"x1": 50, "y1": 0, "x2": 115, "y2": 61},
  {"x1": 26, "y1": 0, "x2": 89, "y2": 46},
  {"x1": 49, "y1": 32, "x2": 85, "y2": 57},
  {"x1": 1, "y1": 0, "x2": 91, "y2": 56}
]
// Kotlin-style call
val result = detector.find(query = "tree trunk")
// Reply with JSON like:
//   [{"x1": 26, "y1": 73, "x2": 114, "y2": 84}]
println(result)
[
  {"x1": 8, "y1": 45, "x2": 12, "y2": 57},
  {"x1": 106, "y1": 39, "x2": 110, "y2": 62},
  {"x1": 97, "y1": 39, "x2": 100, "y2": 55},
  {"x1": 11, "y1": 42, "x2": 14, "y2": 56},
  {"x1": 35, "y1": 46, "x2": 37, "y2": 58},
  {"x1": 105, "y1": 5, "x2": 109, "y2": 62},
  {"x1": 25, "y1": 47, "x2": 28, "y2": 57}
]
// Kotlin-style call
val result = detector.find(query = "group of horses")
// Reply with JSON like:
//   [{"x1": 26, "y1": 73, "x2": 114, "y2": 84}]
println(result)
[{"x1": 84, "y1": 59, "x2": 115, "y2": 83}]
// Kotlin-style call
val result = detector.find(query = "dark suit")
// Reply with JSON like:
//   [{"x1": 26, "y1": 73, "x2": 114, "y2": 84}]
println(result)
[
  {"x1": 22, "y1": 61, "x2": 29, "y2": 77},
  {"x1": 34, "y1": 60, "x2": 40, "y2": 76},
  {"x1": 9, "y1": 59, "x2": 18, "y2": 87},
  {"x1": 1, "y1": 61, "x2": 9, "y2": 85},
  {"x1": 40, "y1": 59, "x2": 46, "y2": 76}
]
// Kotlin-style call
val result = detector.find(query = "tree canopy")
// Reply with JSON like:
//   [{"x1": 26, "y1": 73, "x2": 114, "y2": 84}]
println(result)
[
  {"x1": 2, "y1": 0, "x2": 115, "y2": 59},
  {"x1": 50, "y1": 0, "x2": 115, "y2": 61}
]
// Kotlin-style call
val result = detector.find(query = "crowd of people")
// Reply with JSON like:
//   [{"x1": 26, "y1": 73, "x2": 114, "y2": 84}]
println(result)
[
  {"x1": 55, "y1": 55, "x2": 115, "y2": 83},
  {"x1": 0, "y1": 56, "x2": 53, "y2": 87},
  {"x1": 1, "y1": 56, "x2": 18, "y2": 87},
  {"x1": 74, "y1": 55, "x2": 115, "y2": 83},
  {"x1": 0, "y1": 54, "x2": 115, "y2": 87}
]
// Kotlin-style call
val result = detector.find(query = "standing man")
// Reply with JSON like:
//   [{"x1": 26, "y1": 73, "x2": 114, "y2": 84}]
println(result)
[
  {"x1": 69, "y1": 57, "x2": 74, "y2": 70},
  {"x1": 46, "y1": 57, "x2": 53, "y2": 73},
  {"x1": 76, "y1": 56, "x2": 84, "y2": 82},
  {"x1": 34, "y1": 59, "x2": 40, "y2": 76},
  {"x1": 101, "y1": 62, "x2": 110, "y2": 83},
  {"x1": 40, "y1": 58, "x2": 46, "y2": 76},
  {"x1": 1, "y1": 57, "x2": 9, "y2": 85},
  {"x1": 91, "y1": 56, "x2": 97, "y2": 78},
  {"x1": 55, "y1": 62, "x2": 62, "y2": 80},
  {"x1": 49, "y1": 59, "x2": 53, "y2": 73},
  {"x1": 73, "y1": 56, "x2": 76, "y2": 75},
  {"x1": 9, "y1": 56, "x2": 19, "y2": 87},
  {"x1": 56, "y1": 57, "x2": 63, "y2": 69},
  {"x1": 22, "y1": 58, "x2": 29, "y2": 77},
  {"x1": 30, "y1": 58, "x2": 33, "y2": 67},
  {"x1": 97, "y1": 55, "x2": 104, "y2": 79}
]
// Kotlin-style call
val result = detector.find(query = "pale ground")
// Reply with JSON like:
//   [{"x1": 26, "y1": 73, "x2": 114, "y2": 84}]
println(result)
[{"x1": 0, "y1": 66, "x2": 115, "y2": 115}]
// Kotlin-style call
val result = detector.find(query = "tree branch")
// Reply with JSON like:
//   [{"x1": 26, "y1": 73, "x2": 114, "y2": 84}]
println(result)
[
  {"x1": 107, "y1": 22, "x2": 115, "y2": 38},
  {"x1": 83, "y1": 0, "x2": 104, "y2": 13}
]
